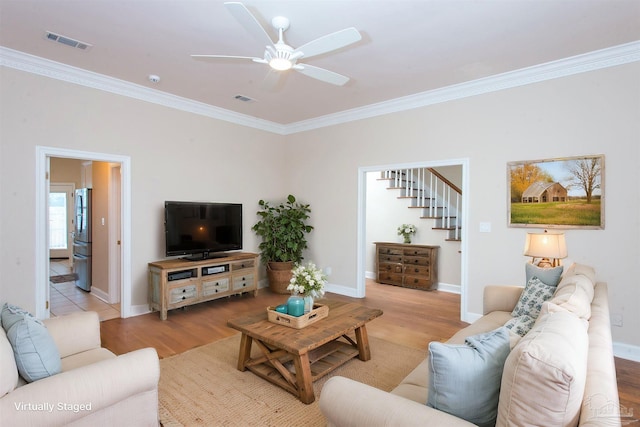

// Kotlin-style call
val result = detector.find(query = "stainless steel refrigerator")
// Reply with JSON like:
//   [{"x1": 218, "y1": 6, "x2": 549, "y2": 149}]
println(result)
[{"x1": 73, "y1": 188, "x2": 92, "y2": 291}]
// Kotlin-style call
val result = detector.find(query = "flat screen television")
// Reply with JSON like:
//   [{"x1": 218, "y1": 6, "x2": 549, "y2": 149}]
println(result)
[{"x1": 164, "y1": 201, "x2": 242, "y2": 260}]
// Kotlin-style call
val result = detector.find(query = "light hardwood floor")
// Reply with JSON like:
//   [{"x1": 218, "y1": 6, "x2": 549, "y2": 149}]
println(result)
[{"x1": 100, "y1": 280, "x2": 639, "y2": 420}]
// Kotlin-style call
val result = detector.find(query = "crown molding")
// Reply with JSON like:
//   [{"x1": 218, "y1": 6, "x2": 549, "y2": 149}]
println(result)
[
  {"x1": 2, "y1": 41, "x2": 639, "y2": 136},
  {"x1": 284, "y1": 40, "x2": 640, "y2": 134},
  {"x1": 0, "y1": 47, "x2": 287, "y2": 135}
]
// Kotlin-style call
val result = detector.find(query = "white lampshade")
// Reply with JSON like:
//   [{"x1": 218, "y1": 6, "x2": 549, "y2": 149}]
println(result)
[{"x1": 524, "y1": 232, "x2": 568, "y2": 265}]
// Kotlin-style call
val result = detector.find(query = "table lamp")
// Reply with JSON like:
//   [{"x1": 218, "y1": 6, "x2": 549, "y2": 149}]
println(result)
[{"x1": 523, "y1": 231, "x2": 567, "y2": 268}]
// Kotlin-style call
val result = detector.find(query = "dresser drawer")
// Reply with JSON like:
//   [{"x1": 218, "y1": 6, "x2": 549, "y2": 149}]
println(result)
[
  {"x1": 403, "y1": 276, "x2": 434, "y2": 290},
  {"x1": 232, "y1": 274, "x2": 254, "y2": 291},
  {"x1": 378, "y1": 254, "x2": 403, "y2": 263},
  {"x1": 379, "y1": 262, "x2": 403, "y2": 274},
  {"x1": 378, "y1": 246, "x2": 403, "y2": 256},
  {"x1": 403, "y1": 255, "x2": 430, "y2": 266},
  {"x1": 403, "y1": 265, "x2": 430, "y2": 276},
  {"x1": 403, "y1": 247, "x2": 433, "y2": 257},
  {"x1": 169, "y1": 284, "x2": 197, "y2": 304},
  {"x1": 377, "y1": 271, "x2": 403, "y2": 286},
  {"x1": 202, "y1": 278, "x2": 230, "y2": 296}
]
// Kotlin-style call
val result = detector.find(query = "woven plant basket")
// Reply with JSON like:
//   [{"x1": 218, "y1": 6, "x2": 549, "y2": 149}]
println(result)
[{"x1": 266, "y1": 261, "x2": 293, "y2": 294}]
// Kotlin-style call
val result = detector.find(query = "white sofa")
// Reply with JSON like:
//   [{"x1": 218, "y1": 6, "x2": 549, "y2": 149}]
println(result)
[
  {"x1": 320, "y1": 264, "x2": 621, "y2": 427},
  {"x1": 0, "y1": 310, "x2": 160, "y2": 426}
]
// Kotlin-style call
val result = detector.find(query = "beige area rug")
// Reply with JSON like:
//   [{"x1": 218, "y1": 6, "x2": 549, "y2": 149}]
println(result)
[{"x1": 159, "y1": 333, "x2": 426, "y2": 426}]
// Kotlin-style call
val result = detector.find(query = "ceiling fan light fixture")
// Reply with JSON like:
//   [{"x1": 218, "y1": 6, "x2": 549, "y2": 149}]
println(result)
[{"x1": 269, "y1": 57, "x2": 292, "y2": 71}]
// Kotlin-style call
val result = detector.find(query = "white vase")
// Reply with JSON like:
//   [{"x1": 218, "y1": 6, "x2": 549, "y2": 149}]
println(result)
[{"x1": 303, "y1": 295, "x2": 314, "y2": 314}]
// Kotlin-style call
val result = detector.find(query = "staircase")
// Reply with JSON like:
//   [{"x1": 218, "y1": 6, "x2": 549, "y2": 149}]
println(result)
[{"x1": 379, "y1": 168, "x2": 462, "y2": 242}]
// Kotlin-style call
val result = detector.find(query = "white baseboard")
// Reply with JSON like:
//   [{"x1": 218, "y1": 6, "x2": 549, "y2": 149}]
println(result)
[
  {"x1": 89, "y1": 287, "x2": 110, "y2": 304},
  {"x1": 325, "y1": 282, "x2": 363, "y2": 298},
  {"x1": 127, "y1": 304, "x2": 152, "y2": 318},
  {"x1": 436, "y1": 282, "x2": 461, "y2": 294},
  {"x1": 464, "y1": 312, "x2": 483, "y2": 324},
  {"x1": 613, "y1": 342, "x2": 640, "y2": 362}
]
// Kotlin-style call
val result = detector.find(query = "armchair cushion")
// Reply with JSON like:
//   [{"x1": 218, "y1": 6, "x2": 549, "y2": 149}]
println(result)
[
  {"x1": 1, "y1": 303, "x2": 61, "y2": 382},
  {"x1": 427, "y1": 327, "x2": 510, "y2": 427},
  {"x1": 0, "y1": 328, "x2": 18, "y2": 396}
]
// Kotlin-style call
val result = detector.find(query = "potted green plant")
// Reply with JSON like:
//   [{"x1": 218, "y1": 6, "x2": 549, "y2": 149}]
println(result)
[{"x1": 252, "y1": 195, "x2": 313, "y2": 293}]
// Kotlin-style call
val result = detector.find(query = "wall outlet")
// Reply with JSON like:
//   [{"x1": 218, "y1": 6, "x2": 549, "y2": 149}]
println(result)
[
  {"x1": 611, "y1": 313, "x2": 623, "y2": 327},
  {"x1": 479, "y1": 222, "x2": 491, "y2": 233},
  {"x1": 325, "y1": 267, "x2": 332, "y2": 276}
]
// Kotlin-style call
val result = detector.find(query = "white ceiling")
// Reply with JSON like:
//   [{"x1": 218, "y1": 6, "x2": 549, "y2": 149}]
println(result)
[{"x1": 1, "y1": 0, "x2": 639, "y2": 126}]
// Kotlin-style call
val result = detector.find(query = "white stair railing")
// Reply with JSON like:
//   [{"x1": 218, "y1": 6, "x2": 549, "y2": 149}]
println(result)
[{"x1": 380, "y1": 168, "x2": 462, "y2": 241}]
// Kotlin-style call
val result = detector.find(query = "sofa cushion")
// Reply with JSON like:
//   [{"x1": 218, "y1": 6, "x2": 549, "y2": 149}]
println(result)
[
  {"x1": 511, "y1": 276, "x2": 556, "y2": 319},
  {"x1": 0, "y1": 327, "x2": 19, "y2": 396},
  {"x1": 563, "y1": 262, "x2": 596, "y2": 283},
  {"x1": 427, "y1": 327, "x2": 510, "y2": 427},
  {"x1": 541, "y1": 274, "x2": 594, "y2": 320},
  {"x1": 497, "y1": 310, "x2": 589, "y2": 427},
  {"x1": 1, "y1": 303, "x2": 61, "y2": 382},
  {"x1": 525, "y1": 263, "x2": 563, "y2": 287}
]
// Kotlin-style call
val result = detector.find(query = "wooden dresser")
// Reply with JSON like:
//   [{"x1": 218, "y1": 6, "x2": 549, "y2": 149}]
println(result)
[{"x1": 374, "y1": 242, "x2": 439, "y2": 291}]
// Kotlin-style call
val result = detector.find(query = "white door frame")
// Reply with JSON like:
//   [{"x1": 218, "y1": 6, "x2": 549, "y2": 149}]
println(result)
[
  {"x1": 36, "y1": 146, "x2": 132, "y2": 319},
  {"x1": 357, "y1": 158, "x2": 470, "y2": 322}
]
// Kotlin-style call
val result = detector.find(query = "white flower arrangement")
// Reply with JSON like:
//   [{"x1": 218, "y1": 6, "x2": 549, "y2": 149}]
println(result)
[
  {"x1": 397, "y1": 224, "x2": 417, "y2": 238},
  {"x1": 287, "y1": 262, "x2": 327, "y2": 298}
]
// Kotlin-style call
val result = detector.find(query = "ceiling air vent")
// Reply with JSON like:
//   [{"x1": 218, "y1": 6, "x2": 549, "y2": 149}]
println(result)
[
  {"x1": 45, "y1": 31, "x2": 92, "y2": 50},
  {"x1": 234, "y1": 94, "x2": 255, "y2": 103}
]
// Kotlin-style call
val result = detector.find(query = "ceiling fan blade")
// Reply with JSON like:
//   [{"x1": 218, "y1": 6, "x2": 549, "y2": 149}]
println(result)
[
  {"x1": 294, "y1": 64, "x2": 351, "y2": 86},
  {"x1": 191, "y1": 54, "x2": 260, "y2": 62},
  {"x1": 293, "y1": 27, "x2": 362, "y2": 59},
  {"x1": 224, "y1": 2, "x2": 274, "y2": 47}
]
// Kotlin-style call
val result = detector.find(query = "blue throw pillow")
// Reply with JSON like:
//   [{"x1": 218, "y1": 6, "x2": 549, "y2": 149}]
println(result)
[
  {"x1": 427, "y1": 327, "x2": 511, "y2": 427},
  {"x1": 525, "y1": 263, "x2": 563, "y2": 287},
  {"x1": 1, "y1": 303, "x2": 61, "y2": 382}
]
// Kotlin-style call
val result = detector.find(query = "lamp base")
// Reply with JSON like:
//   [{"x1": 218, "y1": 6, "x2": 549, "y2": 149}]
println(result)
[{"x1": 533, "y1": 258, "x2": 562, "y2": 268}]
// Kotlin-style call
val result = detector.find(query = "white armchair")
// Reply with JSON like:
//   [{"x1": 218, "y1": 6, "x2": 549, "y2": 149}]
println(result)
[{"x1": 0, "y1": 310, "x2": 160, "y2": 426}]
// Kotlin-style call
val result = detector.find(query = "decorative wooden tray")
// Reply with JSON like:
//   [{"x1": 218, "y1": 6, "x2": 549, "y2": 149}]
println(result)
[{"x1": 267, "y1": 303, "x2": 329, "y2": 329}]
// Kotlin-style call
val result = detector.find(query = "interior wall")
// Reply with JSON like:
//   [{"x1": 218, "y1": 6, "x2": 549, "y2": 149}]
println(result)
[
  {"x1": 285, "y1": 62, "x2": 640, "y2": 347},
  {"x1": 0, "y1": 66, "x2": 286, "y2": 314},
  {"x1": 0, "y1": 60, "x2": 638, "y2": 350},
  {"x1": 91, "y1": 161, "x2": 110, "y2": 296},
  {"x1": 50, "y1": 158, "x2": 83, "y2": 186}
]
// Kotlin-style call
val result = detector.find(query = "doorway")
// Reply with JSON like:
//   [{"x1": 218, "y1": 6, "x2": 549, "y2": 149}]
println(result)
[
  {"x1": 49, "y1": 183, "x2": 75, "y2": 260},
  {"x1": 357, "y1": 158, "x2": 470, "y2": 322},
  {"x1": 35, "y1": 146, "x2": 132, "y2": 320}
]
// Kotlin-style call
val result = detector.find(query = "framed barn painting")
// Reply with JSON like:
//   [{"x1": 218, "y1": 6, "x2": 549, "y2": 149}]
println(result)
[{"x1": 507, "y1": 154, "x2": 604, "y2": 229}]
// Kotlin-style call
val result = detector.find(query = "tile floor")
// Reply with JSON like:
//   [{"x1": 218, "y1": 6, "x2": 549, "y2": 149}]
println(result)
[{"x1": 50, "y1": 259, "x2": 120, "y2": 321}]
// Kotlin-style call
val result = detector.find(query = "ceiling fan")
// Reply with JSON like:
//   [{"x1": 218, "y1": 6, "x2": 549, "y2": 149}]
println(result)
[{"x1": 191, "y1": 2, "x2": 362, "y2": 87}]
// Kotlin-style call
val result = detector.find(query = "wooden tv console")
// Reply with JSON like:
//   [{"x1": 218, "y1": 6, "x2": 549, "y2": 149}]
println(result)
[{"x1": 148, "y1": 252, "x2": 259, "y2": 320}]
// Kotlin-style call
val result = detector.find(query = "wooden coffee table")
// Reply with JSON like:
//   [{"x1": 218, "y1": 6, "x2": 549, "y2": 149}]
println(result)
[{"x1": 227, "y1": 299, "x2": 383, "y2": 404}]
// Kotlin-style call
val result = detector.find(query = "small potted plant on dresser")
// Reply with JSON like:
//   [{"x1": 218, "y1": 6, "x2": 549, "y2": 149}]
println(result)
[{"x1": 252, "y1": 195, "x2": 314, "y2": 294}]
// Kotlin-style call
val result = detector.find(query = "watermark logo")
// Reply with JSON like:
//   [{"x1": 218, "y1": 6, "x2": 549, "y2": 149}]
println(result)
[{"x1": 584, "y1": 394, "x2": 637, "y2": 425}]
